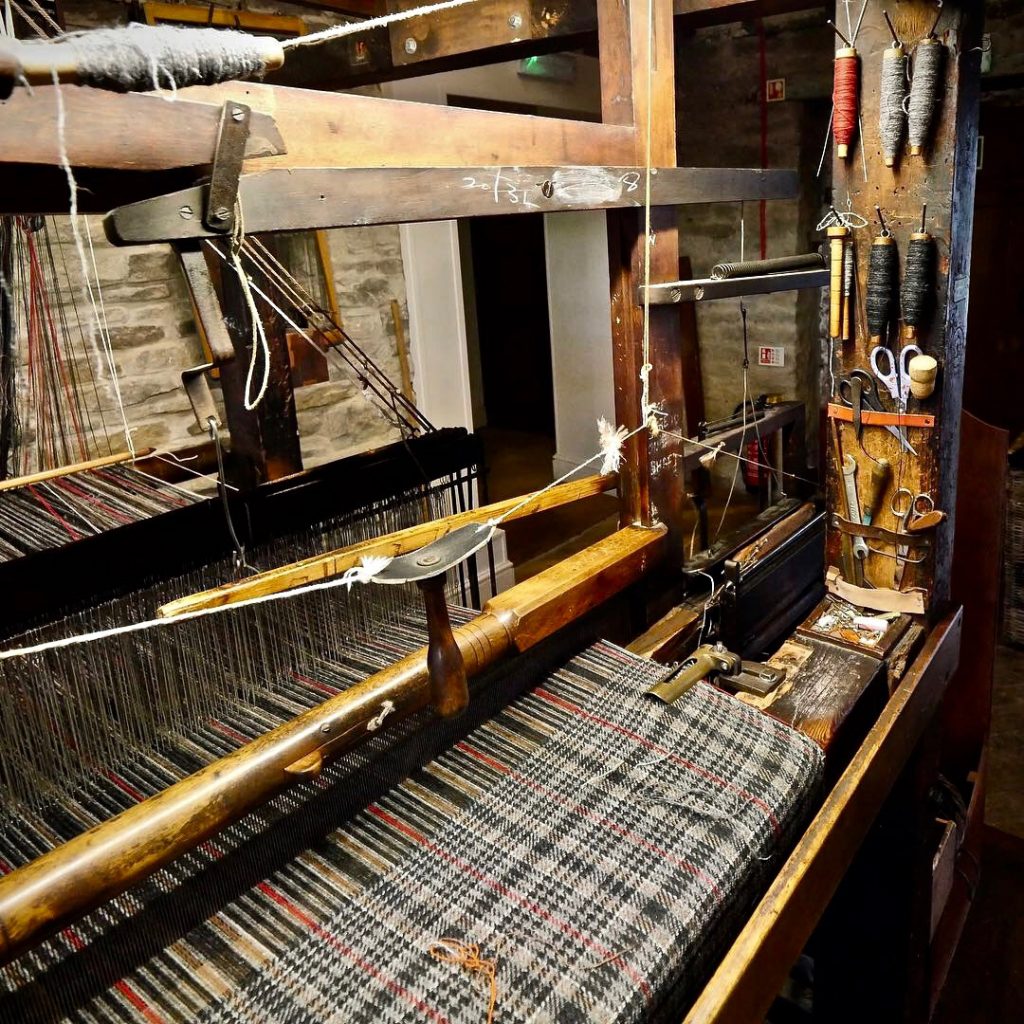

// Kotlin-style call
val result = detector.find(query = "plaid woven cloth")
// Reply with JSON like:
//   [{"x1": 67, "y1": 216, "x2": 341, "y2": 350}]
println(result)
[{"x1": 194, "y1": 643, "x2": 824, "y2": 1024}]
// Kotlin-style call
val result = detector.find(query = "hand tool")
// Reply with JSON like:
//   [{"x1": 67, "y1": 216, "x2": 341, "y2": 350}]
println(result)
[
  {"x1": 862, "y1": 458, "x2": 891, "y2": 526},
  {"x1": 870, "y1": 344, "x2": 922, "y2": 412},
  {"x1": 838, "y1": 370, "x2": 917, "y2": 454},
  {"x1": 842, "y1": 455, "x2": 869, "y2": 564},
  {"x1": 891, "y1": 487, "x2": 934, "y2": 586}
]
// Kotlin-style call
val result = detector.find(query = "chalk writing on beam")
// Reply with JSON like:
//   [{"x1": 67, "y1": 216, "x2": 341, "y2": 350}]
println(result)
[{"x1": 459, "y1": 168, "x2": 644, "y2": 208}]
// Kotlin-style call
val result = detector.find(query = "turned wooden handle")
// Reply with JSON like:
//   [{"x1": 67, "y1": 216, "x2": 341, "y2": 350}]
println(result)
[
  {"x1": 828, "y1": 226, "x2": 849, "y2": 339},
  {"x1": 863, "y1": 458, "x2": 891, "y2": 525},
  {"x1": 418, "y1": 574, "x2": 469, "y2": 718}
]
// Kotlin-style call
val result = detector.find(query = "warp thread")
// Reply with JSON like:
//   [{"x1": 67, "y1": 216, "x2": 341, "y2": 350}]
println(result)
[
  {"x1": 37, "y1": 25, "x2": 273, "y2": 92},
  {"x1": 866, "y1": 237, "x2": 898, "y2": 340},
  {"x1": 900, "y1": 234, "x2": 935, "y2": 330},
  {"x1": 908, "y1": 37, "x2": 945, "y2": 155},
  {"x1": 878, "y1": 45, "x2": 909, "y2": 167},
  {"x1": 428, "y1": 938, "x2": 498, "y2": 1024},
  {"x1": 832, "y1": 49, "x2": 859, "y2": 157}
]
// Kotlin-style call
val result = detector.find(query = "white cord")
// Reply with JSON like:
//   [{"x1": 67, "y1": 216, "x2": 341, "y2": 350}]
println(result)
[{"x1": 282, "y1": 0, "x2": 482, "y2": 50}]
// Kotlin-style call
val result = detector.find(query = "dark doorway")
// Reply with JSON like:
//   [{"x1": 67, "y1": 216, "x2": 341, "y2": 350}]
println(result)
[
  {"x1": 469, "y1": 214, "x2": 555, "y2": 436},
  {"x1": 964, "y1": 101, "x2": 1024, "y2": 436}
]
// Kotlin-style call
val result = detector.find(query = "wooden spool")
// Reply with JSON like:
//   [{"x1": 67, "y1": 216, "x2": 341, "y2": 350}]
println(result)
[
  {"x1": 828, "y1": 225, "x2": 850, "y2": 340},
  {"x1": 833, "y1": 47, "x2": 859, "y2": 159}
]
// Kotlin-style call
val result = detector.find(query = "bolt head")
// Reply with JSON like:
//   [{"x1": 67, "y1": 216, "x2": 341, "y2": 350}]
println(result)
[
  {"x1": 508, "y1": 13, "x2": 523, "y2": 29},
  {"x1": 212, "y1": 206, "x2": 232, "y2": 222},
  {"x1": 415, "y1": 552, "x2": 442, "y2": 567},
  {"x1": 179, "y1": 205, "x2": 194, "y2": 220},
  {"x1": 403, "y1": 37, "x2": 418, "y2": 54},
  {"x1": 230, "y1": 107, "x2": 245, "y2": 122}
]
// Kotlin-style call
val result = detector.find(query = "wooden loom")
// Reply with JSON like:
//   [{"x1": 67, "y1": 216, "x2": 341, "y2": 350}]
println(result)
[{"x1": 0, "y1": 1, "x2": 990, "y2": 1020}]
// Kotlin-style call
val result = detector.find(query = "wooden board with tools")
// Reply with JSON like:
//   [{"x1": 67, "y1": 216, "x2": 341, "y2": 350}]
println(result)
[{"x1": 824, "y1": 0, "x2": 981, "y2": 616}]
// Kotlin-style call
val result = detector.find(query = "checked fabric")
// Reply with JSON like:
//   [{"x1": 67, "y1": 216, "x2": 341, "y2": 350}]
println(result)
[{"x1": 194, "y1": 642, "x2": 824, "y2": 1024}]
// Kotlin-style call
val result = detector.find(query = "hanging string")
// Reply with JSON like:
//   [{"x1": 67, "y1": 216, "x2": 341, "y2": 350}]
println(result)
[
  {"x1": 226, "y1": 203, "x2": 271, "y2": 412},
  {"x1": 639, "y1": 0, "x2": 655, "y2": 431},
  {"x1": 908, "y1": 36, "x2": 945, "y2": 156},
  {"x1": 282, "y1": 0, "x2": 483, "y2": 50},
  {"x1": 878, "y1": 43, "x2": 909, "y2": 167}
]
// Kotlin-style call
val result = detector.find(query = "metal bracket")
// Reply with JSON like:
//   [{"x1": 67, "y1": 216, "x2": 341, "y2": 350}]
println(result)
[
  {"x1": 638, "y1": 268, "x2": 829, "y2": 305},
  {"x1": 203, "y1": 102, "x2": 251, "y2": 234}
]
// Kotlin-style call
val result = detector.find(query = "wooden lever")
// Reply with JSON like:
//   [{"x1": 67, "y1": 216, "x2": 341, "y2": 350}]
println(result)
[{"x1": 417, "y1": 574, "x2": 468, "y2": 718}]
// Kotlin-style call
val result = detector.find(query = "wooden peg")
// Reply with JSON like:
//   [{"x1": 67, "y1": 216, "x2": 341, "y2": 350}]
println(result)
[
  {"x1": 908, "y1": 354, "x2": 938, "y2": 399},
  {"x1": 417, "y1": 574, "x2": 469, "y2": 718}
]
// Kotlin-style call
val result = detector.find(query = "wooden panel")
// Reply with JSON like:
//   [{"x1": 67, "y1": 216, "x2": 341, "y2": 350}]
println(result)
[
  {"x1": 181, "y1": 82, "x2": 639, "y2": 170},
  {"x1": 684, "y1": 609, "x2": 962, "y2": 1023},
  {"x1": 826, "y1": 2, "x2": 982, "y2": 612},
  {"x1": 941, "y1": 411, "x2": 1007, "y2": 780}
]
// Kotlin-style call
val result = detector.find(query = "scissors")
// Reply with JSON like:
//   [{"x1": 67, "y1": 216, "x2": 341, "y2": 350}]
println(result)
[
  {"x1": 870, "y1": 344, "x2": 923, "y2": 412},
  {"x1": 838, "y1": 370, "x2": 917, "y2": 454},
  {"x1": 891, "y1": 488, "x2": 934, "y2": 586}
]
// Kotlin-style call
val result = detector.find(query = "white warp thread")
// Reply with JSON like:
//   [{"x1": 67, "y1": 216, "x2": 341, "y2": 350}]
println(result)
[
  {"x1": 0, "y1": 555, "x2": 392, "y2": 661},
  {"x1": 282, "y1": 0, "x2": 482, "y2": 50}
]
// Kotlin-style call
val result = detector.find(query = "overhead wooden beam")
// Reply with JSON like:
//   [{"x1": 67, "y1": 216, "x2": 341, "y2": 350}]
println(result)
[
  {"x1": 0, "y1": 86, "x2": 284, "y2": 171},
  {"x1": 106, "y1": 165, "x2": 799, "y2": 244}
]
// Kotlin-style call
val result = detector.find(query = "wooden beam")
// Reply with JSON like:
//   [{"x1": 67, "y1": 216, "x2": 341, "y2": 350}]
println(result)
[
  {"x1": 684, "y1": 609, "x2": 962, "y2": 1023},
  {"x1": 181, "y1": 82, "x2": 639, "y2": 171},
  {"x1": 105, "y1": 165, "x2": 799, "y2": 244},
  {"x1": 157, "y1": 473, "x2": 618, "y2": 617},
  {"x1": 0, "y1": 86, "x2": 285, "y2": 171},
  {"x1": 601, "y1": 0, "x2": 688, "y2": 554}
]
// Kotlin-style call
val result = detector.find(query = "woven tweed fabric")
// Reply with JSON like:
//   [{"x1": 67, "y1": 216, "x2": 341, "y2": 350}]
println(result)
[{"x1": 195, "y1": 644, "x2": 824, "y2": 1024}]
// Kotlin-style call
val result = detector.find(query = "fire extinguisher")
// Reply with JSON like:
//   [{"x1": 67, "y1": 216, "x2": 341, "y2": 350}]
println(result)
[{"x1": 744, "y1": 436, "x2": 773, "y2": 490}]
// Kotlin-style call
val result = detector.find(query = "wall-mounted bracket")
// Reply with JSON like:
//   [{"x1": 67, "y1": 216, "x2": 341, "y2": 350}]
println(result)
[
  {"x1": 203, "y1": 102, "x2": 251, "y2": 234},
  {"x1": 638, "y1": 268, "x2": 829, "y2": 305}
]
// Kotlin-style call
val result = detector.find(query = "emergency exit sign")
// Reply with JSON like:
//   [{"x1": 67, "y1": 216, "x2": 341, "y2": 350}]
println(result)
[{"x1": 759, "y1": 346, "x2": 785, "y2": 367}]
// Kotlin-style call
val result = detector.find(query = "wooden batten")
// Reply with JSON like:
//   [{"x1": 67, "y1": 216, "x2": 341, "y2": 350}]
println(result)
[{"x1": 157, "y1": 473, "x2": 618, "y2": 617}]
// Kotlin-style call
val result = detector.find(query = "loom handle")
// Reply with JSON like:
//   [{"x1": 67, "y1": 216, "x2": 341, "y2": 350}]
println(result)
[{"x1": 418, "y1": 573, "x2": 469, "y2": 717}]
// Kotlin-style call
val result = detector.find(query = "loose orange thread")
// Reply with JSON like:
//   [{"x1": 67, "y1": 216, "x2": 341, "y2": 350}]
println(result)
[{"x1": 428, "y1": 937, "x2": 498, "y2": 1024}]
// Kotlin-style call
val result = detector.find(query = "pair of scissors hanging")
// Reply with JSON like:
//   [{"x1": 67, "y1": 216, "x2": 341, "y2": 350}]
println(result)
[{"x1": 837, "y1": 370, "x2": 917, "y2": 455}]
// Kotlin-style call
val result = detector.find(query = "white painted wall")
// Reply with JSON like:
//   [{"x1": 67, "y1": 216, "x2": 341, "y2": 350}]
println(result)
[{"x1": 544, "y1": 212, "x2": 615, "y2": 479}]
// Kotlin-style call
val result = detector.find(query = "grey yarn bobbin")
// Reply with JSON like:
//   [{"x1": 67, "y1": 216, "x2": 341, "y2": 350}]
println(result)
[
  {"x1": 908, "y1": 38, "x2": 945, "y2": 155},
  {"x1": 879, "y1": 45, "x2": 909, "y2": 167}
]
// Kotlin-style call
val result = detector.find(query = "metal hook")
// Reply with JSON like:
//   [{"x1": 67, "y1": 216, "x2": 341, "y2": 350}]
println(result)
[
  {"x1": 882, "y1": 10, "x2": 901, "y2": 48},
  {"x1": 920, "y1": 203, "x2": 928, "y2": 233},
  {"x1": 929, "y1": 1, "x2": 944, "y2": 39},
  {"x1": 826, "y1": 20, "x2": 853, "y2": 48},
  {"x1": 875, "y1": 205, "x2": 890, "y2": 237}
]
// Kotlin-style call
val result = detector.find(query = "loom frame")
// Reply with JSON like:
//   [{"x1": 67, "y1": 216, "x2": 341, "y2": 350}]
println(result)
[{"x1": 0, "y1": 0, "x2": 985, "y2": 1018}]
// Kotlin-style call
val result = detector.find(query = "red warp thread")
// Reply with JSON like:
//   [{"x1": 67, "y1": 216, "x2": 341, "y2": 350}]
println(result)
[{"x1": 832, "y1": 52, "x2": 859, "y2": 157}]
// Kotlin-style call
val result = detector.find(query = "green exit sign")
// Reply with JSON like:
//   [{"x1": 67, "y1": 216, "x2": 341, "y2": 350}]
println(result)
[{"x1": 518, "y1": 53, "x2": 577, "y2": 84}]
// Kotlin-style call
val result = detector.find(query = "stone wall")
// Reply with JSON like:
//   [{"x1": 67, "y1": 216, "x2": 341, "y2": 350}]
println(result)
[{"x1": 14, "y1": 0, "x2": 408, "y2": 474}]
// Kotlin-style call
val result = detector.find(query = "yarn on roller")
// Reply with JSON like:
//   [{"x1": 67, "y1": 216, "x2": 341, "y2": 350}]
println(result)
[
  {"x1": 832, "y1": 47, "x2": 859, "y2": 159},
  {"x1": 900, "y1": 232, "x2": 935, "y2": 339},
  {"x1": 15, "y1": 24, "x2": 282, "y2": 92},
  {"x1": 908, "y1": 37, "x2": 945, "y2": 155},
  {"x1": 866, "y1": 234, "x2": 898, "y2": 342},
  {"x1": 879, "y1": 44, "x2": 909, "y2": 167}
]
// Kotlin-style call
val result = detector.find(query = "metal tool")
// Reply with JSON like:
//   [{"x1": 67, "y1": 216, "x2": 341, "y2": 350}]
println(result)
[
  {"x1": 842, "y1": 455, "x2": 869, "y2": 563},
  {"x1": 838, "y1": 370, "x2": 917, "y2": 454},
  {"x1": 721, "y1": 660, "x2": 787, "y2": 698},
  {"x1": 870, "y1": 343, "x2": 922, "y2": 412},
  {"x1": 891, "y1": 487, "x2": 935, "y2": 586},
  {"x1": 646, "y1": 643, "x2": 742, "y2": 704}
]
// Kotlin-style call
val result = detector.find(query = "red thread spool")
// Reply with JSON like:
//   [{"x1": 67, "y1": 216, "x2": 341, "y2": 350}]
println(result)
[{"x1": 832, "y1": 46, "x2": 859, "y2": 159}]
